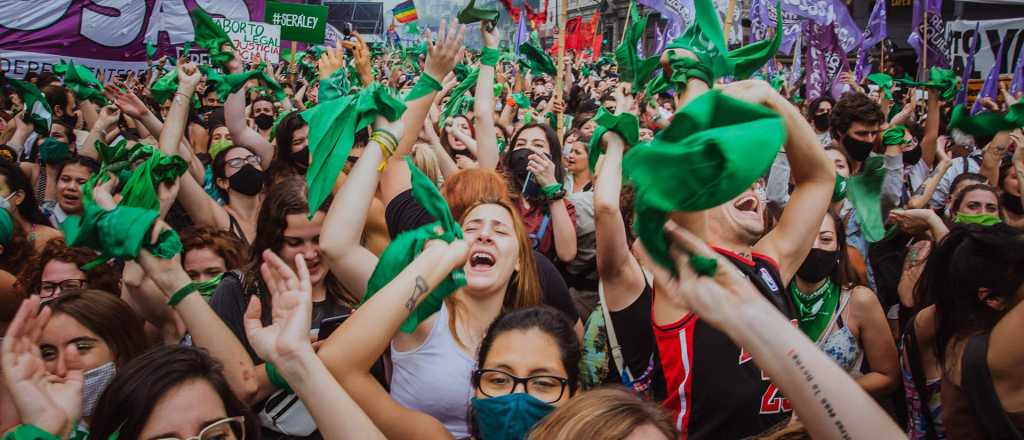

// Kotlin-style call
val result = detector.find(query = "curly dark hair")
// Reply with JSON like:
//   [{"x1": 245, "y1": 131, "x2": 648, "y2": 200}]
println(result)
[
  {"x1": 829, "y1": 93, "x2": 883, "y2": 140},
  {"x1": 15, "y1": 238, "x2": 121, "y2": 295}
]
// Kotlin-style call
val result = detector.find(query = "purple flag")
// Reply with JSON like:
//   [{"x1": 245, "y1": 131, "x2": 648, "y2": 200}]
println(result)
[
  {"x1": 955, "y1": 22, "x2": 980, "y2": 106},
  {"x1": 805, "y1": 22, "x2": 832, "y2": 101},
  {"x1": 972, "y1": 35, "x2": 1007, "y2": 115},
  {"x1": 863, "y1": 0, "x2": 887, "y2": 48},
  {"x1": 832, "y1": 0, "x2": 863, "y2": 53},
  {"x1": 515, "y1": 8, "x2": 528, "y2": 56},
  {"x1": 639, "y1": 0, "x2": 692, "y2": 45},
  {"x1": 1011, "y1": 36, "x2": 1024, "y2": 97},
  {"x1": 776, "y1": 0, "x2": 860, "y2": 53},
  {"x1": 854, "y1": 46, "x2": 870, "y2": 83},
  {"x1": 789, "y1": 30, "x2": 803, "y2": 86},
  {"x1": 908, "y1": 0, "x2": 950, "y2": 75}
]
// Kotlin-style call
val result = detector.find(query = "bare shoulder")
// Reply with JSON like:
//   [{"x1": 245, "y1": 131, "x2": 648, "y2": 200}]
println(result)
[{"x1": 848, "y1": 286, "x2": 885, "y2": 323}]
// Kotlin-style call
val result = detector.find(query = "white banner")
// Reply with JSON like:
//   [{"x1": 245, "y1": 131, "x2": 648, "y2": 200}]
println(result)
[
  {"x1": 948, "y1": 18, "x2": 1024, "y2": 80},
  {"x1": 0, "y1": 50, "x2": 149, "y2": 80},
  {"x1": 213, "y1": 18, "x2": 281, "y2": 64}
]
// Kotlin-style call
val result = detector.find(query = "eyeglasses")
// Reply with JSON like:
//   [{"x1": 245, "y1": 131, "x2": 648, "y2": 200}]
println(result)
[
  {"x1": 473, "y1": 369, "x2": 569, "y2": 404},
  {"x1": 225, "y1": 155, "x2": 261, "y2": 169},
  {"x1": 154, "y1": 416, "x2": 246, "y2": 440},
  {"x1": 40, "y1": 279, "x2": 87, "y2": 298}
]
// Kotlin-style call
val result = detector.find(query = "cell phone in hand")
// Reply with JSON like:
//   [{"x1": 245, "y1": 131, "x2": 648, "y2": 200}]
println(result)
[{"x1": 317, "y1": 313, "x2": 352, "y2": 340}]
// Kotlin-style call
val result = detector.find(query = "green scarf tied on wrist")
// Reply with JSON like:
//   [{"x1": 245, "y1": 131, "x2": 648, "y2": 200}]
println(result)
[
  {"x1": 615, "y1": 0, "x2": 662, "y2": 91},
  {"x1": 39, "y1": 138, "x2": 71, "y2": 164},
  {"x1": 200, "y1": 65, "x2": 286, "y2": 103},
  {"x1": 190, "y1": 8, "x2": 236, "y2": 70},
  {"x1": 519, "y1": 41, "x2": 557, "y2": 76},
  {"x1": 789, "y1": 279, "x2": 840, "y2": 342},
  {"x1": 867, "y1": 73, "x2": 894, "y2": 100},
  {"x1": 895, "y1": 67, "x2": 958, "y2": 102},
  {"x1": 363, "y1": 156, "x2": 466, "y2": 333},
  {"x1": 457, "y1": 0, "x2": 499, "y2": 31},
  {"x1": 318, "y1": 65, "x2": 354, "y2": 102},
  {"x1": 846, "y1": 155, "x2": 893, "y2": 243},
  {"x1": 303, "y1": 83, "x2": 406, "y2": 216},
  {"x1": 948, "y1": 102, "x2": 1024, "y2": 136},
  {"x1": 480, "y1": 47, "x2": 501, "y2": 67},
  {"x1": 53, "y1": 60, "x2": 109, "y2": 106},
  {"x1": 440, "y1": 67, "x2": 480, "y2": 126},
  {"x1": 954, "y1": 212, "x2": 1002, "y2": 226},
  {"x1": 622, "y1": 90, "x2": 786, "y2": 271},
  {"x1": 587, "y1": 107, "x2": 640, "y2": 172},
  {"x1": 404, "y1": 73, "x2": 443, "y2": 102},
  {"x1": 882, "y1": 125, "x2": 908, "y2": 146}
]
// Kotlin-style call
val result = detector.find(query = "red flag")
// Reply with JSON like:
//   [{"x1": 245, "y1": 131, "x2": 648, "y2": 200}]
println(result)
[
  {"x1": 565, "y1": 17, "x2": 583, "y2": 52},
  {"x1": 589, "y1": 12, "x2": 602, "y2": 61},
  {"x1": 523, "y1": 0, "x2": 548, "y2": 28}
]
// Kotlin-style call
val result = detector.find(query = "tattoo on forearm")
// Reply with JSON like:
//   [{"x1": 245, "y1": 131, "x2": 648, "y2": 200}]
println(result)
[
  {"x1": 787, "y1": 349, "x2": 853, "y2": 440},
  {"x1": 404, "y1": 276, "x2": 429, "y2": 311}
]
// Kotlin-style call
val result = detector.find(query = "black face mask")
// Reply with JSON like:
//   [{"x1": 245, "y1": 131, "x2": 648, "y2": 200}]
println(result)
[
  {"x1": 254, "y1": 113, "x2": 275, "y2": 130},
  {"x1": 813, "y1": 113, "x2": 831, "y2": 132},
  {"x1": 902, "y1": 146, "x2": 923, "y2": 166},
  {"x1": 797, "y1": 248, "x2": 840, "y2": 284},
  {"x1": 294, "y1": 147, "x2": 310, "y2": 170},
  {"x1": 1001, "y1": 191, "x2": 1024, "y2": 215},
  {"x1": 842, "y1": 135, "x2": 874, "y2": 162},
  {"x1": 508, "y1": 148, "x2": 543, "y2": 200},
  {"x1": 228, "y1": 164, "x2": 265, "y2": 196}
]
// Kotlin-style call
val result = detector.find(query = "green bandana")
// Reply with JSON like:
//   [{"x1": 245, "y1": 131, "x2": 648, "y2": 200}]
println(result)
[
  {"x1": 190, "y1": 8, "x2": 236, "y2": 70},
  {"x1": 39, "y1": 138, "x2": 71, "y2": 164},
  {"x1": 615, "y1": 0, "x2": 661, "y2": 91},
  {"x1": 846, "y1": 155, "x2": 892, "y2": 243},
  {"x1": 9, "y1": 79, "x2": 52, "y2": 136},
  {"x1": 953, "y1": 212, "x2": 1002, "y2": 226},
  {"x1": 193, "y1": 273, "x2": 225, "y2": 299},
  {"x1": 209, "y1": 139, "x2": 233, "y2": 160},
  {"x1": 948, "y1": 102, "x2": 1024, "y2": 136},
  {"x1": 867, "y1": 73, "x2": 894, "y2": 100},
  {"x1": 150, "y1": 70, "x2": 179, "y2": 105},
  {"x1": 587, "y1": 107, "x2": 639, "y2": 172},
  {"x1": 0, "y1": 208, "x2": 12, "y2": 247},
  {"x1": 404, "y1": 73, "x2": 443, "y2": 102},
  {"x1": 93, "y1": 141, "x2": 189, "y2": 211},
  {"x1": 480, "y1": 47, "x2": 501, "y2": 67},
  {"x1": 457, "y1": 0, "x2": 499, "y2": 31},
  {"x1": 663, "y1": 0, "x2": 733, "y2": 88},
  {"x1": 363, "y1": 156, "x2": 466, "y2": 333},
  {"x1": 519, "y1": 41, "x2": 557, "y2": 76},
  {"x1": 832, "y1": 174, "x2": 848, "y2": 202},
  {"x1": 440, "y1": 68, "x2": 479, "y2": 126},
  {"x1": 200, "y1": 65, "x2": 286, "y2": 103},
  {"x1": 146, "y1": 42, "x2": 157, "y2": 60},
  {"x1": 789, "y1": 279, "x2": 840, "y2": 342},
  {"x1": 317, "y1": 63, "x2": 354, "y2": 102},
  {"x1": 882, "y1": 125, "x2": 908, "y2": 146},
  {"x1": 895, "y1": 67, "x2": 958, "y2": 102},
  {"x1": 622, "y1": 90, "x2": 786, "y2": 270},
  {"x1": 770, "y1": 73, "x2": 786, "y2": 92},
  {"x1": 54, "y1": 60, "x2": 109, "y2": 106},
  {"x1": 303, "y1": 83, "x2": 406, "y2": 216},
  {"x1": 511, "y1": 92, "x2": 531, "y2": 108}
]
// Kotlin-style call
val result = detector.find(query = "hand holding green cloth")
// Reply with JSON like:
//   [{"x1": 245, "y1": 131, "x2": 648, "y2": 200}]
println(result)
[
  {"x1": 53, "y1": 60, "x2": 109, "y2": 106},
  {"x1": 615, "y1": 0, "x2": 661, "y2": 91},
  {"x1": 363, "y1": 156, "x2": 466, "y2": 333},
  {"x1": 867, "y1": 73, "x2": 894, "y2": 100},
  {"x1": 663, "y1": 0, "x2": 733, "y2": 88},
  {"x1": 61, "y1": 201, "x2": 182, "y2": 270},
  {"x1": 519, "y1": 42, "x2": 557, "y2": 76},
  {"x1": 882, "y1": 125, "x2": 907, "y2": 146},
  {"x1": 91, "y1": 141, "x2": 188, "y2": 211},
  {"x1": 895, "y1": 67, "x2": 958, "y2": 102},
  {"x1": 39, "y1": 138, "x2": 71, "y2": 164},
  {"x1": 948, "y1": 102, "x2": 1024, "y2": 136},
  {"x1": 150, "y1": 70, "x2": 179, "y2": 104},
  {"x1": 199, "y1": 65, "x2": 286, "y2": 102},
  {"x1": 440, "y1": 67, "x2": 480, "y2": 126},
  {"x1": 587, "y1": 107, "x2": 640, "y2": 172},
  {"x1": 457, "y1": 0, "x2": 499, "y2": 31},
  {"x1": 622, "y1": 90, "x2": 786, "y2": 270},
  {"x1": 454, "y1": 64, "x2": 474, "y2": 82},
  {"x1": 303, "y1": 83, "x2": 407, "y2": 216},
  {"x1": 146, "y1": 42, "x2": 157, "y2": 61},
  {"x1": 9, "y1": 79, "x2": 52, "y2": 136},
  {"x1": 316, "y1": 64, "x2": 353, "y2": 102},
  {"x1": 190, "y1": 8, "x2": 236, "y2": 70},
  {"x1": 846, "y1": 155, "x2": 890, "y2": 243}
]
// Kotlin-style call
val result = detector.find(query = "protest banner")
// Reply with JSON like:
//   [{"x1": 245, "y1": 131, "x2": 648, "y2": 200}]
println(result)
[
  {"x1": 265, "y1": 1, "x2": 328, "y2": 44},
  {"x1": 213, "y1": 17, "x2": 282, "y2": 63},
  {"x1": 0, "y1": 1, "x2": 264, "y2": 80},
  {"x1": 948, "y1": 18, "x2": 1024, "y2": 81}
]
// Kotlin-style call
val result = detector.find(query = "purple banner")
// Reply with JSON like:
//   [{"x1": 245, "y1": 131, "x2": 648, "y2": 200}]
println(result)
[
  {"x1": 1012, "y1": 34, "x2": 1024, "y2": 97},
  {"x1": 777, "y1": 0, "x2": 860, "y2": 53},
  {"x1": 0, "y1": 1, "x2": 263, "y2": 79},
  {"x1": 972, "y1": 35, "x2": 1007, "y2": 114},
  {"x1": 908, "y1": 0, "x2": 950, "y2": 74},
  {"x1": 805, "y1": 21, "x2": 830, "y2": 101},
  {"x1": 854, "y1": 46, "x2": 870, "y2": 83},
  {"x1": 863, "y1": 0, "x2": 886, "y2": 48},
  {"x1": 639, "y1": 0, "x2": 692, "y2": 45},
  {"x1": 955, "y1": 22, "x2": 980, "y2": 106},
  {"x1": 789, "y1": 30, "x2": 803, "y2": 86}
]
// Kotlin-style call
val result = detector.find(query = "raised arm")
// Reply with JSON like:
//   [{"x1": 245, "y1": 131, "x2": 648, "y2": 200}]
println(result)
[
  {"x1": 472, "y1": 22, "x2": 500, "y2": 170},
  {"x1": 908, "y1": 142, "x2": 953, "y2": 209},
  {"x1": 593, "y1": 131, "x2": 645, "y2": 310},
  {"x1": 104, "y1": 82, "x2": 164, "y2": 139},
  {"x1": 79, "y1": 105, "x2": 121, "y2": 160},
  {"x1": 245, "y1": 251, "x2": 385, "y2": 440},
  {"x1": 921, "y1": 91, "x2": 940, "y2": 167},
  {"x1": 318, "y1": 240, "x2": 469, "y2": 440},
  {"x1": 735, "y1": 81, "x2": 834, "y2": 284},
  {"x1": 159, "y1": 62, "x2": 200, "y2": 158}
]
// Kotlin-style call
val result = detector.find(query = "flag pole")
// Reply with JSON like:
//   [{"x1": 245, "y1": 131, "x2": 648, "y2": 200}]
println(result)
[
  {"x1": 555, "y1": 0, "x2": 569, "y2": 135},
  {"x1": 724, "y1": 0, "x2": 738, "y2": 44},
  {"x1": 921, "y1": 10, "x2": 928, "y2": 79},
  {"x1": 620, "y1": 1, "x2": 632, "y2": 46}
]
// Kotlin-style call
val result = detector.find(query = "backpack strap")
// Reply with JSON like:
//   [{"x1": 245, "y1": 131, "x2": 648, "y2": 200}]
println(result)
[{"x1": 597, "y1": 269, "x2": 653, "y2": 386}]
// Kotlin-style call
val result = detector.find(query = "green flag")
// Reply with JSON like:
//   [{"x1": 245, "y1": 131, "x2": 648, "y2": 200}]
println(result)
[
  {"x1": 9, "y1": 80, "x2": 52, "y2": 136},
  {"x1": 190, "y1": 8, "x2": 235, "y2": 69},
  {"x1": 615, "y1": 0, "x2": 661, "y2": 91}
]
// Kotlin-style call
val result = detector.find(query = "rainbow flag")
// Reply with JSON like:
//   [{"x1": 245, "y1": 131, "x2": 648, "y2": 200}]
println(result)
[{"x1": 393, "y1": 0, "x2": 418, "y2": 23}]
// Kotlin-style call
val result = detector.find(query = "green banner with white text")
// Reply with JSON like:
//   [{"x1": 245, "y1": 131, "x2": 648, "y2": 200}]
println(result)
[{"x1": 265, "y1": 1, "x2": 328, "y2": 44}]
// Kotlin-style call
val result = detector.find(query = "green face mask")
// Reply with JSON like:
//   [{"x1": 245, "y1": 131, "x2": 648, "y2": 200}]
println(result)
[
  {"x1": 209, "y1": 140, "x2": 233, "y2": 160},
  {"x1": 193, "y1": 273, "x2": 225, "y2": 299},
  {"x1": 832, "y1": 174, "x2": 848, "y2": 202},
  {"x1": 953, "y1": 212, "x2": 1002, "y2": 226},
  {"x1": 39, "y1": 137, "x2": 71, "y2": 164}
]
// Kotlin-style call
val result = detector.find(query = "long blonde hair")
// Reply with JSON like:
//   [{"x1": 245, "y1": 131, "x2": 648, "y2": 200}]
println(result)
[{"x1": 527, "y1": 387, "x2": 677, "y2": 440}]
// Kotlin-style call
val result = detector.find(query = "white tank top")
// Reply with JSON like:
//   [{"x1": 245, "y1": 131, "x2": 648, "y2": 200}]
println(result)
[{"x1": 390, "y1": 303, "x2": 476, "y2": 438}]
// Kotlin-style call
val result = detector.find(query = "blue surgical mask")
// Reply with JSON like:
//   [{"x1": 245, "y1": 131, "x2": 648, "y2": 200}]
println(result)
[
  {"x1": 81, "y1": 362, "x2": 117, "y2": 417},
  {"x1": 471, "y1": 393, "x2": 555, "y2": 440}
]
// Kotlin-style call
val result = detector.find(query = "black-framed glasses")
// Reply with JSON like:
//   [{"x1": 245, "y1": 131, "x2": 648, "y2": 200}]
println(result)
[
  {"x1": 154, "y1": 416, "x2": 245, "y2": 440},
  {"x1": 473, "y1": 369, "x2": 569, "y2": 404},
  {"x1": 40, "y1": 279, "x2": 87, "y2": 298},
  {"x1": 225, "y1": 155, "x2": 260, "y2": 169}
]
